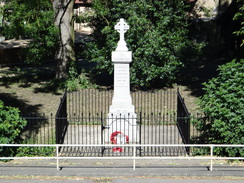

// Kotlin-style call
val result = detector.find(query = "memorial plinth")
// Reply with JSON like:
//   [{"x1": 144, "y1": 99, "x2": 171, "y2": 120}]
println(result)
[{"x1": 106, "y1": 19, "x2": 138, "y2": 145}]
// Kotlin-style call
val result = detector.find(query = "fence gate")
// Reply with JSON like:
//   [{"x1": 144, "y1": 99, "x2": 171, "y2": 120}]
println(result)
[{"x1": 55, "y1": 89, "x2": 190, "y2": 157}]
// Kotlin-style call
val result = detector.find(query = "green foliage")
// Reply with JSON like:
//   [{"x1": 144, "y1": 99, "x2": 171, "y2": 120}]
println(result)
[
  {"x1": 0, "y1": 100, "x2": 27, "y2": 156},
  {"x1": 233, "y1": 0, "x2": 244, "y2": 46},
  {"x1": 82, "y1": 0, "x2": 203, "y2": 88},
  {"x1": 2, "y1": 0, "x2": 58, "y2": 63},
  {"x1": 66, "y1": 63, "x2": 96, "y2": 91},
  {"x1": 16, "y1": 138, "x2": 55, "y2": 157},
  {"x1": 16, "y1": 146, "x2": 55, "y2": 157},
  {"x1": 196, "y1": 59, "x2": 244, "y2": 157}
]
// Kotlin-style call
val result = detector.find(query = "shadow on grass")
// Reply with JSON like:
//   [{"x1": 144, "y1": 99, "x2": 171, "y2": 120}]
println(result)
[
  {"x1": 0, "y1": 92, "x2": 42, "y2": 114},
  {"x1": 0, "y1": 62, "x2": 63, "y2": 94}
]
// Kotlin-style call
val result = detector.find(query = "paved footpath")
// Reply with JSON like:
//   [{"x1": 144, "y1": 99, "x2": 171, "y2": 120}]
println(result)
[
  {"x1": 0, "y1": 159, "x2": 243, "y2": 182},
  {"x1": 0, "y1": 178, "x2": 244, "y2": 183}
]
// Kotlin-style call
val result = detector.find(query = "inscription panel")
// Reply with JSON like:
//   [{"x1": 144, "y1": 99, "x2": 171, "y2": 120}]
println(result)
[
  {"x1": 114, "y1": 64, "x2": 129, "y2": 87},
  {"x1": 112, "y1": 51, "x2": 132, "y2": 62}
]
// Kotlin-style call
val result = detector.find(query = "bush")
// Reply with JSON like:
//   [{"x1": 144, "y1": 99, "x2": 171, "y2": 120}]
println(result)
[
  {"x1": 82, "y1": 0, "x2": 203, "y2": 89},
  {"x1": 0, "y1": 100, "x2": 27, "y2": 156},
  {"x1": 196, "y1": 59, "x2": 244, "y2": 157},
  {"x1": 66, "y1": 63, "x2": 96, "y2": 91},
  {"x1": 16, "y1": 138, "x2": 55, "y2": 157}
]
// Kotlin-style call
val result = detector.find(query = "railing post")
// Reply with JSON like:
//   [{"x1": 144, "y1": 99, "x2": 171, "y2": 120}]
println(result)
[
  {"x1": 133, "y1": 145, "x2": 136, "y2": 170},
  {"x1": 210, "y1": 145, "x2": 213, "y2": 171},
  {"x1": 139, "y1": 112, "x2": 142, "y2": 157},
  {"x1": 56, "y1": 145, "x2": 60, "y2": 171},
  {"x1": 101, "y1": 112, "x2": 105, "y2": 156}
]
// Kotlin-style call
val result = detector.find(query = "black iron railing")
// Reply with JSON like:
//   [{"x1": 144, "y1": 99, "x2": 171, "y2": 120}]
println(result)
[
  {"x1": 21, "y1": 114, "x2": 55, "y2": 144},
  {"x1": 58, "y1": 112, "x2": 186, "y2": 157},
  {"x1": 11, "y1": 89, "x2": 208, "y2": 157},
  {"x1": 176, "y1": 89, "x2": 191, "y2": 153},
  {"x1": 55, "y1": 91, "x2": 68, "y2": 144},
  {"x1": 66, "y1": 89, "x2": 177, "y2": 117}
]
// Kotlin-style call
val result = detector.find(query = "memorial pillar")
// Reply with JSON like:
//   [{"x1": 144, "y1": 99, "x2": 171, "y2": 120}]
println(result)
[{"x1": 106, "y1": 18, "x2": 138, "y2": 146}]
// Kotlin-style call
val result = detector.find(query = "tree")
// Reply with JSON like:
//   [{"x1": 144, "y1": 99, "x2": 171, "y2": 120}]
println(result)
[
  {"x1": 3, "y1": 0, "x2": 76, "y2": 80},
  {"x1": 2, "y1": 0, "x2": 59, "y2": 64},
  {"x1": 195, "y1": 0, "x2": 244, "y2": 157},
  {"x1": 233, "y1": 0, "x2": 244, "y2": 46},
  {"x1": 196, "y1": 59, "x2": 244, "y2": 157},
  {"x1": 81, "y1": 0, "x2": 203, "y2": 88},
  {"x1": 53, "y1": 0, "x2": 75, "y2": 80}
]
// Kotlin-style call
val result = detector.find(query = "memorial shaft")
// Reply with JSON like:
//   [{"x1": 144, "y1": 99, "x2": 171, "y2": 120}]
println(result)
[{"x1": 106, "y1": 18, "x2": 138, "y2": 145}]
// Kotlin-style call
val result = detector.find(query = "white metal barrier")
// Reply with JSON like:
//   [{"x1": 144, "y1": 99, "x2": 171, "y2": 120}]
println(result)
[{"x1": 0, "y1": 144, "x2": 243, "y2": 171}]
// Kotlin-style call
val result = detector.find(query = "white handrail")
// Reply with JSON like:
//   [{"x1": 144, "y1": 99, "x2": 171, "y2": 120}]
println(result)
[
  {"x1": 1, "y1": 144, "x2": 244, "y2": 147},
  {"x1": 0, "y1": 144, "x2": 243, "y2": 171}
]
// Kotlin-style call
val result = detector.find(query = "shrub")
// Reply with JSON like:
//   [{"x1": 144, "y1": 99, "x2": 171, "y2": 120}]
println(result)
[
  {"x1": 0, "y1": 100, "x2": 27, "y2": 156},
  {"x1": 66, "y1": 64, "x2": 96, "y2": 91},
  {"x1": 81, "y1": 0, "x2": 203, "y2": 89},
  {"x1": 16, "y1": 138, "x2": 55, "y2": 157},
  {"x1": 196, "y1": 59, "x2": 244, "y2": 157}
]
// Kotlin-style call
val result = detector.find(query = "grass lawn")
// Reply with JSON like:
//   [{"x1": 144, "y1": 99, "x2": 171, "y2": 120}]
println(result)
[{"x1": 0, "y1": 56, "x2": 228, "y2": 115}]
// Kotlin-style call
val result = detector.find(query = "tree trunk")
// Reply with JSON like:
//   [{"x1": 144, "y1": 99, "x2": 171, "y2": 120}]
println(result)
[{"x1": 53, "y1": 0, "x2": 75, "y2": 80}]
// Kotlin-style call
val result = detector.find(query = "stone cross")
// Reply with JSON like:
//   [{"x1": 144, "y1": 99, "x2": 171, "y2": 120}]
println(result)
[
  {"x1": 114, "y1": 18, "x2": 129, "y2": 51},
  {"x1": 115, "y1": 18, "x2": 129, "y2": 42}
]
